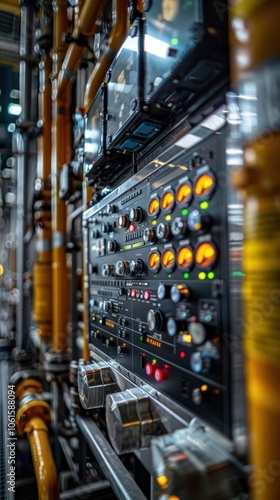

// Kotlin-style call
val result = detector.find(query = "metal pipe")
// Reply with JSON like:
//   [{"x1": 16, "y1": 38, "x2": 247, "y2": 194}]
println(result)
[
  {"x1": 76, "y1": 415, "x2": 147, "y2": 500},
  {"x1": 230, "y1": 1, "x2": 280, "y2": 499},
  {"x1": 83, "y1": 0, "x2": 128, "y2": 114},
  {"x1": 25, "y1": 417, "x2": 59, "y2": 500},
  {"x1": 60, "y1": 480, "x2": 111, "y2": 499},
  {"x1": 56, "y1": 0, "x2": 107, "y2": 104}
]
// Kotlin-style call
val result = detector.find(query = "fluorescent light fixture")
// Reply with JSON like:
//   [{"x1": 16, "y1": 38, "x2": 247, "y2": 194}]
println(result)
[
  {"x1": 8, "y1": 103, "x2": 22, "y2": 116},
  {"x1": 202, "y1": 114, "x2": 225, "y2": 131},
  {"x1": 122, "y1": 34, "x2": 170, "y2": 58},
  {"x1": 175, "y1": 133, "x2": 201, "y2": 149}
]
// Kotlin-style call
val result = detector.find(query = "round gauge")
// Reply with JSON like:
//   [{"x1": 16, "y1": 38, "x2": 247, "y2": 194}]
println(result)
[
  {"x1": 161, "y1": 190, "x2": 175, "y2": 212},
  {"x1": 177, "y1": 246, "x2": 193, "y2": 269},
  {"x1": 195, "y1": 242, "x2": 217, "y2": 269},
  {"x1": 148, "y1": 197, "x2": 160, "y2": 217},
  {"x1": 161, "y1": 249, "x2": 176, "y2": 271},
  {"x1": 194, "y1": 172, "x2": 215, "y2": 200},
  {"x1": 148, "y1": 251, "x2": 161, "y2": 272},
  {"x1": 176, "y1": 182, "x2": 192, "y2": 205}
]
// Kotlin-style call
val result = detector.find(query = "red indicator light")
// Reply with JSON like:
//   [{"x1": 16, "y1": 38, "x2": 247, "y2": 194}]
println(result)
[
  {"x1": 129, "y1": 224, "x2": 137, "y2": 233},
  {"x1": 154, "y1": 368, "x2": 163, "y2": 382},
  {"x1": 145, "y1": 363, "x2": 153, "y2": 376},
  {"x1": 144, "y1": 290, "x2": 151, "y2": 300},
  {"x1": 131, "y1": 289, "x2": 137, "y2": 298},
  {"x1": 179, "y1": 351, "x2": 186, "y2": 359}
]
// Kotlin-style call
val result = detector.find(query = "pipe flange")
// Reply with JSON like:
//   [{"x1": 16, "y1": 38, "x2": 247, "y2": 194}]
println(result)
[
  {"x1": 16, "y1": 397, "x2": 51, "y2": 435},
  {"x1": 10, "y1": 370, "x2": 41, "y2": 387}
]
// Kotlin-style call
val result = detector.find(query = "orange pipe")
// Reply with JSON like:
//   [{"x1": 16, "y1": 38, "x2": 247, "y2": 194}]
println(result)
[
  {"x1": 230, "y1": 1, "x2": 280, "y2": 498},
  {"x1": 56, "y1": 0, "x2": 107, "y2": 104},
  {"x1": 84, "y1": 0, "x2": 128, "y2": 114},
  {"x1": 25, "y1": 418, "x2": 59, "y2": 500}
]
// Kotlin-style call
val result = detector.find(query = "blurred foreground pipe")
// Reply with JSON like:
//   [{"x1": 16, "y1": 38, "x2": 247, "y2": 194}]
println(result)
[{"x1": 230, "y1": 1, "x2": 280, "y2": 498}]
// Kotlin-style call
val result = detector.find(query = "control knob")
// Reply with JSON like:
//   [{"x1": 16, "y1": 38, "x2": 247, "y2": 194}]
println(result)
[
  {"x1": 170, "y1": 284, "x2": 190, "y2": 303},
  {"x1": 171, "y1": 217, "x2": 188, "y2": 236},
  {"x1": 117, "y1": 345, "x2": 127, "y2": 355},
  {"x1": 101, "y1": 222, "x2": 112, "y2": 234},
  {"x1": 187, "y1": 210, "x2": 210, "y2": 232},
  {"x1": 188, "y1": 317, "x2": 206, "y2": 345},
  {"x1": 143, "y1": 227, "x2": 156, "y2": 243},
  {"x1": 157, "y1": 283, "x2": 170, "y2": 300},
  {"x1": 190, "y1": 351, "x2": 211, "y2": 374},
  {"x1": 130, "y1": 259, "x2": 144, "y2": 275},
  {"x1": 156, "y1": 223, "x2": 170, "y2": 240},
  {"x1": 102, "y1": 263, "x2": 115, "y2": 277},
  {"x1": 103, "y1": 301, "x2": 111, "y2": 313},
  {"x1": 118, "y1": 214, "x2": 129, "y2": 228},
  {"x1": 129, "y1": 207, "x2": 143, "y2": 223},
  {"x1": 166, "y1": 317, "x2": 186, "y2": 337},
  {"x1": 147, "y1": 309, "x2": 163, "y2": 332},
  {"x1": 107, "y1": 240, "x2": 117, "y2": 253},
  {"x1": 116, "y1": 260, "x2": 130, "y2": 277}
]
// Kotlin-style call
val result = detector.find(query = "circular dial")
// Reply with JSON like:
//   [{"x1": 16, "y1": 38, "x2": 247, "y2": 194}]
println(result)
[
  {"x1": 177, "y1": 246, "x2": 193, "y2": 269},
  {"x1": 143, "y1": 227, "x2": 156, "y2": 243},
  {"x1": 148, "y1": 197, "x2": 160, "y2": 217},
  {"x1": 170, "y1": 284, "x2": 190, "y2": 303},
  {"x1": 176, "y1": 182, "x2": 192, "y2": 205},
  {"x1": 148, "y1": 251, "x2": 161, "y2": 272},
  {"x1": 157, "y1": 283, "x2": 168, "y2": 300},
  {"x1": 102, "y1": 263, "x2": 115, "y2": 277},
  {"x1": 156, "y1": 222, "x2": 170, "y2": 240},
  {"x1": 115, "y1": 260, "x2": 130, "y2": 277},
  {"x1": 171, "y1": 217, "x2": 188, "y2": 236},
  {"x1": 129, "y1": 207, "x2": 143, "y2": 223},
  {"x1": 194, "y1": 172, "x2": 215, "y2": 200},
  {"x1": 188, "y1": 318, "x2": 206, "y2": 344},
  {"x1": 195, "y1": 242, "x2": 217, "y2": 268},
  {"x1": 166, "y1": 317, "x2": 178, "y2": 337},
  {"x1": 107, "y1": 240, "x2": 117, "y2": 253},
  {"x1": 130, "y1": 259, "x2": 144, "y2": 275},
  {"x1": 190, "y1": 352, "x2": 211, "y2": 374},
  {"x1": 188, "y1": 210, "x2": 210, "y2": 232},
  {"x1": 147, "y1": 309, "x2": 163, "y2": 332},
  {"x1": 118, "y1": 214, "x2": 129, "y2": 228},
  {"x1": 161, "y1": 248, "x2": 176, "y2": 271},
  {"x1": 161, "y1": 191, "x2": 175, "y2": 212}
]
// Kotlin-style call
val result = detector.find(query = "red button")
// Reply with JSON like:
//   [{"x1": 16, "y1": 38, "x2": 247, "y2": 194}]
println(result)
[
  {"x1": 145, "y1": 363, "x2": 153, "y2": 376},
  {"x1": 154, "y1": 368, "x2": 163, "y2": 382},
  {"x1": 131, "y1": 289, "x2": 137, "y2": 298},
  {"x1": 129, "y1": 224, "x2": 137, "y2": 233},
  {"x1": 144, "y1": 290, "x2": 151, "y2": 300}
]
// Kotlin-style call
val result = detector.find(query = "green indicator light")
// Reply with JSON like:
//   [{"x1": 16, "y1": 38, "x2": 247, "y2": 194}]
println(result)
[
  {"x1": 140, "y1": 336, "x2": 143, "y2": 342},
  {"x1": 198, "y1": 272, "x2": 206, "y2": 280},
  {"x1": 168, "y1": 274, "x2": 172, "y2": 278},
  {"x1": 200, "y1": 201, "x2": 209, "y2": 210},
  {"x1": 181, "y1": 209, "x2": 189, "y2": 216},
  {"x1": 232, "y1": 271, "x2": 245, "y2": 277},
  {"x1": 183, "y1": 272, "x2": 190, "y2": 279},
  {"x1": 99, "y1": 320, "x2": 102, "y2": 324},
  {"x1": 154, "y1": 274, "x2": 157, "y2": 278},
  {"x1": 171, "y1": 37, "x2": 179, "y2": 46},
  {"x1": 152, "y1": 359, "x2": 157, "y2": 365},
  {"x1": 208, "y1": 272, "x2": 215, "y2": 280}
]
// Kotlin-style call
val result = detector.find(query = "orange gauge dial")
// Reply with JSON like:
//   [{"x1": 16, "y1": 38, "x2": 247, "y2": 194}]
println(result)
[
  {"x1": 161, "y1": 191, "x2": 175, "y2": 212},
  {"x1": 176, "y1": 182, "x2": 192, "y2": 205},
  {"x1": 148, "y1": 251, "x2": 161, "y2": 272},
  {"x1": 194, "y1": 172, "x2": 215, "y2": 199},
  {"x1": 177, "y1": 246, "x2": 193, "y2": 269},
  {"x1": 162, "y1": 249, "x2": 176, "y2": 271},
  {"x1": 195, "y1": 242, "x2": 217, "y2": 268},
  {"x1": 148, "y1": 198, "x2": 160, "y2": 217}
]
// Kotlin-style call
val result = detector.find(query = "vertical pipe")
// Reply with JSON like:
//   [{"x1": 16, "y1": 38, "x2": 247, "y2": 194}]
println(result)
[
  {"x1": 51, "y1": 0, "x2": 70, "y2": 352},
  {"x1": 230, "y1": 1, "x2": 280, "y2": 498},
  {"x1": 16, "y1": 1, "x2": 36, "y2": 349}
]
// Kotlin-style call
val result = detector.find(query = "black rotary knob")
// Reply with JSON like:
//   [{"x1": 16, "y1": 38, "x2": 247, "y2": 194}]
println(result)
[
  {"x1": 156, "y1": 223, "x2": 170, "y2": 240},
  {"x1": 130, "y1": 259, "x2": 144, "y2": 276},
  {"x1": 116, "y1": 260, "x2": 130, "y2": 277},
  {"x1": 143, "y1": 228, "x2": 156, "y2": 243},
  {"x1": 129, "y1": 207, "x2": 143, "y2": 223},
  {"x1": 102, "y1": 263, "x2": 115, "y2": 277},
  {"x1": 118, "y1": 214, "x2": 129, "y2": 228},
  {"x1": 147, "y1": 309, "x2": 163, "y2": 332}
]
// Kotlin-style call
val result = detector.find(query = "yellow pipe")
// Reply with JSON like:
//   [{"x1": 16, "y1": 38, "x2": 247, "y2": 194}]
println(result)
[
  {"x1": 56, "y1": 0, "x2": 107, "y2": 104},
  {"x1": 15, "y1": 380, "x2": 59, "y2": 500},
  {"x1": 84, "y1": 0, "x2": 128, "y2": 114},
  {"x1": 25, "y1": 418, "x2": 59, "y2": 500},
  {"x1": 230, "y1": 2, "x2": 280, "y2": 498}
]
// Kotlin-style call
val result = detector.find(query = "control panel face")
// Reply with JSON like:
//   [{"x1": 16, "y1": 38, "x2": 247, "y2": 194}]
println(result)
[{"x1": 85, "y1": 125, "x2": 234, "y2": 436}]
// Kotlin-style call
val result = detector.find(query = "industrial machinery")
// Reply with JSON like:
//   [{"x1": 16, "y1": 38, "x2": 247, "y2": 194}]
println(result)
[{"x1": 2, "y1": 0, "x2": 279, "y2": 499}]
